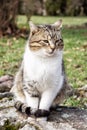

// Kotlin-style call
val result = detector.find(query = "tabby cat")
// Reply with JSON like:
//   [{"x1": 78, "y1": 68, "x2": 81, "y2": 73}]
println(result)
[{"x1": 11, "y1": 20, "x2": 71, "y2": 120}]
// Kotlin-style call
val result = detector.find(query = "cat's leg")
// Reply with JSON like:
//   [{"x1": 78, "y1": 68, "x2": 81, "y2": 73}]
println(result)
[
  {"x1": 24, "y1": 90, "x2": 39, "y2": 109},
  {"x1": 23, "y1": 80, "x2": 40, "y2": 108},
  {"x1": 24, "y1": 90, "x2": 39, "y2": 121},
  {"x1": 36, "y1": 88, "x2": 56, "y2": 121},
  {"x1": 36, "y1": 77, "x2": 64, "y2": 121}
]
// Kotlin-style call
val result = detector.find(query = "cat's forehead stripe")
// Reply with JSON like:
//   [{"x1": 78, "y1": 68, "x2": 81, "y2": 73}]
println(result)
[{"x1": 38, "y1": 24, "x2": 53, "y2": 32}]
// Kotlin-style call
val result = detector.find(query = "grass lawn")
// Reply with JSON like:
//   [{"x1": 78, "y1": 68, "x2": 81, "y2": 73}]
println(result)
[
  {"x1": 0, "y1": 16, "x2": 87, "y2": 107},
  {"x1": 17, "y1": 15, "x2": 87, "y2": 27}
]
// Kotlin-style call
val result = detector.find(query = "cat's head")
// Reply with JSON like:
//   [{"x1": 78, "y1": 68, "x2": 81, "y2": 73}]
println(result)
[{"x1": 28, "y1": 20, "x2": 64, "y2": 58}]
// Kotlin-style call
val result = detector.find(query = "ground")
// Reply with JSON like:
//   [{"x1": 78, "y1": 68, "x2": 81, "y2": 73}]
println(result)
[
  {"x1": 0, "y1": 16, "x2": 87, "y2": 107},
  {"x1": 0, "y1": 96, "x2": 87, "y2": 130}
]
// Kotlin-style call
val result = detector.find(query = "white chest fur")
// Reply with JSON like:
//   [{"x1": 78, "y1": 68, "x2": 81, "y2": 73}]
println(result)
[{"x1": 23, "y1": 45, "x2": 63, "y2": 92}]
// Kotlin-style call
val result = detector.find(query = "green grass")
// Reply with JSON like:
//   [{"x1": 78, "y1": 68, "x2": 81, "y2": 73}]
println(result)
[
  {"x1": 0, "y1": 37, "x2": 25, "y2": 75},
  {"x1": 17, "y1": 15, "x2": 87, "y2": 27},
  {"x1": 63, "y1": 28, "x2": 87, "y2": 88},
  {"x1": 0, "y1": 15, "x2": 87, "y2": 107}
]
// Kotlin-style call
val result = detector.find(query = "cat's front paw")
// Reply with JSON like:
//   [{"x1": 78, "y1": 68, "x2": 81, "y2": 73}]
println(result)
[
  {"x1": 34, "y1": 109, "x2": 50, "y2": 118},
  {"x1": 30, "y1": 107, "x2": 38, "y2": 115}
]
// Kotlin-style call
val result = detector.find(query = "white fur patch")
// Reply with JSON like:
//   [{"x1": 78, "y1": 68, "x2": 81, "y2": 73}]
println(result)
[{"x1": 23, "y1": 43, "x2": 64, "y2": 110}]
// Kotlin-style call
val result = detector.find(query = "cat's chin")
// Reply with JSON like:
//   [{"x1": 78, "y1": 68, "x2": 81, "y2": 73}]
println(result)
[
  {"x1": 44, "y1": 52, "x2": 56, "y2": 57},
  {"x1": 45, "y1": 53, "x2": 54, "y2": 57}
]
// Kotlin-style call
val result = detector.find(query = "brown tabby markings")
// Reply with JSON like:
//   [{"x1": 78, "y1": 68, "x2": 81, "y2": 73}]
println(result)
[{"x1": 29, "y1": 25, "x2": 64, "y2": 51}]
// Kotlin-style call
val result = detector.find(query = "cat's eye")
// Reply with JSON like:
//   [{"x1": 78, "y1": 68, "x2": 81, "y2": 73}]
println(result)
[
  {"x1": 55, "y1": 40, "x2": 60, "y2": 43},
  {"x1": 55, "y1": 39, "x2": 63, "y2": 44},
  {"x1": 43, "y1": 40, "x2": 49, "y2": 43}
]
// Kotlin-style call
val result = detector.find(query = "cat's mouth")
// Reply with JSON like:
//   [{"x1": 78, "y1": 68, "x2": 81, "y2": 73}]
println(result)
[{"x1": 45, "y1": 51, "x2": 56, "y2": 57}]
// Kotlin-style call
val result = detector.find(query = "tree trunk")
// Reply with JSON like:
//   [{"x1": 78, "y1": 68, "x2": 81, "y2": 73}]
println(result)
[{"x1": 0, "y1": 0, "x2": 19, "y2": 37}]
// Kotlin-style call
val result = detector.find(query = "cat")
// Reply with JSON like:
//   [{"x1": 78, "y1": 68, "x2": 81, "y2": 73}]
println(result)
[{"x1": 11, "y1": 20, "x2": 72, "y2": 120}]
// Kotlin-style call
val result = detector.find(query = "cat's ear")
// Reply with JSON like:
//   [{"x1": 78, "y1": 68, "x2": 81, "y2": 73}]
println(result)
[
  {"x1": 29, "y1": 21, "x2": 38, "y2": 33},
  {"x1": 53, "y1": 19, "x2": 62, "y2": 29}
]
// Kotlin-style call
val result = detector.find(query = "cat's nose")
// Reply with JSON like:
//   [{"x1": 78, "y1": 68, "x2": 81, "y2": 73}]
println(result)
[
  {"x1": 50, "y1": 43, "x2": 55, "y2": 50},
  {"x1": 49, "y1": 44, "x2": 55, "y2": 54}
]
